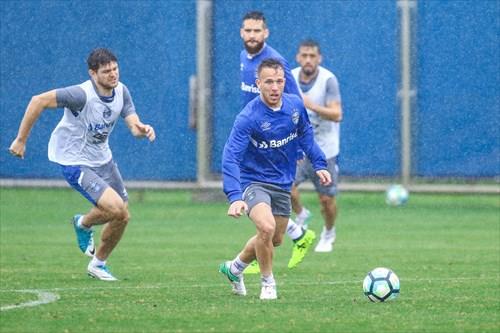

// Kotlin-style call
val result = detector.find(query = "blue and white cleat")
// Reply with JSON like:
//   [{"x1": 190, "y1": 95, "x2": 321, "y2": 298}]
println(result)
[
  {"x1": 87, "y1": 263, "x2": 117, "y2": 281},
  {"x1": 72, "y1": 215, "x2": 95, "y2": 257}
]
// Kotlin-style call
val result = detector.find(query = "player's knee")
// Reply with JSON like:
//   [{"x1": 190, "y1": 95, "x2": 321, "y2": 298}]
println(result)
[
  {"x1": 319, "y1": 195, "x2": 333, "y2": 208},
  {"x1": 108, "y1": 203, "x2": 128, "y2": 225},
  {"x1": 258, "y1": 222, "x2": 275, "y2": 241}
]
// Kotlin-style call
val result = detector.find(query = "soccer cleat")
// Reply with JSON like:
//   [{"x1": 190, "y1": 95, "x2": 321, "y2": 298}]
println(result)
[
  {"x1": 72, "y1": 215, "x2": 95, "y2": 257},
  {"x1": 295, "y1": 208, "x2": 312, "y2": 229},
  {"x1": 244, "y1": 260, "x2": 260, "y2": 274},
  {"x1": 218, "y1": 261, "x2": 247, "y2": 296},
  {"x1": 260, "y1": 283, "x2": 277, "y2": 300},
  {"x1": 315, "y1": 230, "x2": 336, "y2": 253},
  {"x1": 87, "y1": 263, "x2": 117, "y2": 281},
  {"x1": 288, "y1": 229, "x2": 316, "y2": 269}
]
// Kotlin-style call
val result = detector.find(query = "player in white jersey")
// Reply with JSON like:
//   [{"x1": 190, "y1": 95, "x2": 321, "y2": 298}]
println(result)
[
  {"x1": 9, "y1": 48, "x2": 156, "y2": 280},
  {"x1": 291, "y1": 39, "x2": 343, "y2": 252}
]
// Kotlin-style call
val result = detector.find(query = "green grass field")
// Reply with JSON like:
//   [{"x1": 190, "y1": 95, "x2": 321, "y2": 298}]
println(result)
[{"x1": 0, "y1": 188, "x2": 499, "y2": 332}]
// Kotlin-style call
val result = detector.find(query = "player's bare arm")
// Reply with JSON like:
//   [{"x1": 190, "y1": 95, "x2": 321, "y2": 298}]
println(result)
[
  {"x1": 9, "y1": 90, "x2": 58, "y2": 158},
  {"x1": 303, "y1": 96, "x2": 342, "y2": 122},
  {"x1": 124, "y1": 114, "x2": 156, "y2": 142},
  {"x1": 227, "y1": 200, "x2": 248, "y2": 218}
]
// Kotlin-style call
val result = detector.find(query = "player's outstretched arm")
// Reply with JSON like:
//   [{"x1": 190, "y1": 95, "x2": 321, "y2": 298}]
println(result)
[
  {"x1": 227, "y1": 200, "x2": 248, "y2": 218},
  {"x1": 124, "y1": 114, "x2": 156, "y2": 142},
  {"x1": 9, "y1": 90, "x2": 58, "y2": 159}
]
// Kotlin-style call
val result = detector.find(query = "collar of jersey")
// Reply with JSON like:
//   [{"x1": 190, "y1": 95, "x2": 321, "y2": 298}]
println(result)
[{"x1": 90, "y1": 79, "x2": 116, "y2": 103}]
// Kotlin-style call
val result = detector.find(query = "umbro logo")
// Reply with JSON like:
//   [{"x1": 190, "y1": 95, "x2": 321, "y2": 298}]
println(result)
[{"x1": 260, "y1": 121, "x2": 271, "y2": 131}]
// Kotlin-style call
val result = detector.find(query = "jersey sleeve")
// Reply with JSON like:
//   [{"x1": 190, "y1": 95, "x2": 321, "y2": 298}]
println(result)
[
  {"x1": 296, "y1": 99, "x2": 327, "y2": 171},
  {"x1": 121, "y1": 85, "x2": 137, "y2": 118},
  {"x1": 325, "y1": 75, "x2": 341, "y2": 103},
  {"x1": 56, "y1": 85, "x2": 86, "y2": 112},
  {"x1": 222, "y1": 113, "x2": 252, "y2": 203}
]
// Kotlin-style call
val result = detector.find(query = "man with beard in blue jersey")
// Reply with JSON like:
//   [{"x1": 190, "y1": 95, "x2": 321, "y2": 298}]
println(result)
[
  {"x1": 239, "y1": 10, "x2": 316, "y2": 273},
  {"x1": 219, "y1": 59, "x2": 331, "y2": 300}
]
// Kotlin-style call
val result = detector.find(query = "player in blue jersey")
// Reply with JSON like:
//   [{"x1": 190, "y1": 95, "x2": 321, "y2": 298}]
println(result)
[
  {"x1": 239, "y1": 10, "x2": 316, "y2": 273},
  {"x1": 219, "y1": 59, "x2": 331, "y2": 300},
  {"x1": 9, "y1": 48, "x2": 155, "y2": 281},
  {"x1": 291, "y1": 40, "x2": 343, "y2": 253}
]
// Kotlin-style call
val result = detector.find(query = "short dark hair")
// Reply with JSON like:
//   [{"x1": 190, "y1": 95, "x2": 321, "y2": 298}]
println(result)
[
  {"x1": 242, "y1": 11, "x2": 267, "y2": 28},
  {"x1": 87, "y1": 48, "x2": 118, "y2": 71},
  {"x1": 257, "y1": 58, "x2": 284, "y2": 76},
  {"x1": 299, "y1": 39, "x2": 321, "y2": 54}
]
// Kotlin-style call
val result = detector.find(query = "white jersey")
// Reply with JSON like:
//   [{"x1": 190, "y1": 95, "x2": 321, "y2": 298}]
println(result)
[
  {"x1": 48, "y1": 80, "x2": 133, "y2": 167},
  {"x1": 292, "y1": 66, "x2": 341, "y2": 159}
]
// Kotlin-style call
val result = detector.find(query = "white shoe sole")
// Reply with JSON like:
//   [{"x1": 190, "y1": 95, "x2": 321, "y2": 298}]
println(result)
[
  {"x1": 88, "y1": 271, "x2": 117, "y2": 281},
  {"x1": 87, "y1": 267, "x2": 118, "y2": 281}
]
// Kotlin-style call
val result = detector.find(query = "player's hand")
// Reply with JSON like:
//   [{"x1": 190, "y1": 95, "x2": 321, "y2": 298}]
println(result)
[
  {"x1": 135, "y1": 123, "x2": 156, "y2": 142},
  {"x1": 316, "y1": 169, "x2": 332, "y2": 186},
  {"x1": 8, "y1": 138, "x2": 26, "y2": 159},
  {"x1": 227, "y1": 200, "x2": 248, "y2": 218}
]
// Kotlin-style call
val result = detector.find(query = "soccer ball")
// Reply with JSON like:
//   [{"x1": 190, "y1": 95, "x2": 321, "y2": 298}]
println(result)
[
  {"x1": 363, "y1": 267, "x2": 400, "y2": 302},
  {"x1": 385, "y1": 184, "x2": 409, "y2": 206}
]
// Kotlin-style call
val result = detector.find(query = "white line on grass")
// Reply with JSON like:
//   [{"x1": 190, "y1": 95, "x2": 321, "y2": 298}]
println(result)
[
  {"x1": 0, "y1": 275, "x2": 497, "y2": 311},
  {"x1": 0, "y1": 275, "x2": 497, "y2": 294},
  {"x1": 0, "y1": 289, "x2": 60, "y2": 312}
]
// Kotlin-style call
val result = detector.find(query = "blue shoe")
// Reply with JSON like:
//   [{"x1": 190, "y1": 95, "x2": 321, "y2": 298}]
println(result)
[{"x1": 72, "y1": 215, "x2": 95, "y2": 257}]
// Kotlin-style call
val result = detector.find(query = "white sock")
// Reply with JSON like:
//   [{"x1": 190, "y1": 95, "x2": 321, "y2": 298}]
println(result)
[
  {"x1": 324, "y1": 226, "x2": 336, "y2": 238},
  {"x1": 286, "y1": 219, "x2": 304, "y2": 240},
  {"x1": 261, "y1": 273, "x2": 275, "y2": 286},
  {"x1": 77, "y1": 215, "x2": 91, "y2": 230},
  {"x1": 90, "y1": 256, "x2": 106, "y2": 267},
  {"x1": 297, "y1": 207, "x2": 310, "y2": 220},
  {"x1": 230, "y1": 256, "x2": 248, "y2": 276}
]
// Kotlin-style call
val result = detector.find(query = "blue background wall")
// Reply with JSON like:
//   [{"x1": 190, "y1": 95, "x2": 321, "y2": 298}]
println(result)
[
  {"x1": 415, "y1": 1, "x2": 499, "y2": 177},
  {"x1": 1, "y1": 0, "x2": 498, "y2": 180},
  {"x1": 0, "y1": 0, "x2": 197, "y2": 180}
]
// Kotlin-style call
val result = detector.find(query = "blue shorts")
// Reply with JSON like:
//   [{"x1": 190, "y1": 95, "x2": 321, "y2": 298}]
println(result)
[
  {"x1": 294, "y1": 156, "x2": 339, "y2": 196},
  {"x1": 60, "y1": 160, "x2": 128, "y2": 206}
]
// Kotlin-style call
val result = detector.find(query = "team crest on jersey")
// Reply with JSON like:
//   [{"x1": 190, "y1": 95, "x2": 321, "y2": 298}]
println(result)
[
  {"x1": 102, "y1": 107, "x2": 112, "y2": 119},
  {"x1": 88, "y1": 181, "x2": 101, "y2": 193},
  {"x1": 292, "y1": 110, "x2": 300, "y2": 124},
  {"x1": 260, "y1": 121, "x2": 271, "y2": 131}
]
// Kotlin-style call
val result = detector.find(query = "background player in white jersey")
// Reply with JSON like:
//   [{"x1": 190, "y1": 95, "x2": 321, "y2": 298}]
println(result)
[
  {"x1": 291, "y1": 39, "x2": 343, "y2": 252},
  {"x1": 219, "y1": 59, "x2": 331, "y2": 300},
  {"x1": 239, "y1": 10, "x2": 316, "y2": 272},
  {"x1": 9, "y1": 48, "x2": 155, "y2": 281}
]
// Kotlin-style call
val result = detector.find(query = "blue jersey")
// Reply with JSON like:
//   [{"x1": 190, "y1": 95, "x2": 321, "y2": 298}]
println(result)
[
  {"x1": 240, "y1": 44, "x2": 301, "y2": 108},
  {"x1": 222, "y1": 93, "x2": 327, "y2": 203}
]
